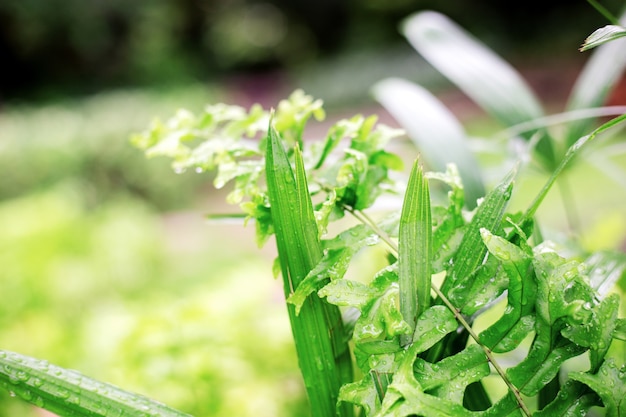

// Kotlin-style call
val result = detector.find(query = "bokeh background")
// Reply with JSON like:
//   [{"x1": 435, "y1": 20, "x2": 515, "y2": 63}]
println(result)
[{"x1": 1, "y1": 1, "x2": 626, "y2": 416}]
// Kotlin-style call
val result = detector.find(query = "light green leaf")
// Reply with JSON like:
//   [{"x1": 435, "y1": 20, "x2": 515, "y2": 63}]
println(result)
[
  {"x1": 319, "y1": 279, "x2": 379, "y2": 310},
  {"x1": 399, "y1": 160, "x2": 432, "y2": 345},
  {"x1": 0, "y1": 350, "x2": 192, "y2": 417},
  {"x1": 372, "y1": 78, "x2": 485, "y2": 208},
  {"x1": 354, "y1": 283, "x2": 411, "y2": 342},
  {"x1": 411, "y1": 305, "x2": 458, "y2": 350},
  {"x1": 338, "y1": 375, "x2": 381, "y2": 416},
  {"x1": 288, "y1": 224, "x2": 380, "y2": 313},
  {"x1": 266, "y1": 121, "x2": 353, "y2": 417},
  {"x1": 507, "y1": 331, "x2": 586, "y2": 397}
]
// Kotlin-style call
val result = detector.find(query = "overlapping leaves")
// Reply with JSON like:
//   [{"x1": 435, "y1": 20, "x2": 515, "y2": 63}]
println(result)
[{"x1": 129, "y1": 91, "x2": 626, "y2": 417}]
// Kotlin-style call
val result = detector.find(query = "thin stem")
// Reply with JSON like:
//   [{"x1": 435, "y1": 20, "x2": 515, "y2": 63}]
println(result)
[
  {"x1": 346, "y1": 207, "x2": 398, "y2": 251},
  {"x1": 586, "y1": 0, "x2": 620, "y2": 25},
  {"x1": 556, "y1": 174, "x2": 581, "y2": 235},
  {"x1": 347, "y1": 206, "x2": 531, "y2": 416},
  {"x1": 430, "y1": 285, "x2": 531, "y2": 417}
]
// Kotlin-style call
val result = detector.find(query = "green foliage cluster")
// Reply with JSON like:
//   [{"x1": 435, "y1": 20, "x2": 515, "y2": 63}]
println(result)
[{"x1": 129, "y1": 88, "x2": 626, "y2": 416}]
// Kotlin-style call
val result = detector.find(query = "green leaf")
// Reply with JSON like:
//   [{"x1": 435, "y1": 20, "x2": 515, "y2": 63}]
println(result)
[
  {"x1": 507, "y1": 246, "x2": 595, "y2": 396},
  {"x1": 288, "y1": 224, "x2": 380, "y2": 313},
  {"x1": 478, "y1": 228, "x2": 536, "y2": 353},
  {"x1": 399, "y1": 160, "x2": 432, "y2": 345},
  {"x1": 534, "y1": 380, "x2": 600, "y2": 417},
  {"x1": 442, "y1": 167, "x2": 516, "y2": 307},
  {"x1": 411, "y1": 305, "x2": 458, "y2": 350},
  {"x1": 570, "y1": 359, "x2": 626, "y2": 417},
  {"x1": 427, "y1": 165, "x2": 466, "y2": 273},
  {"x1": 507, "y1": 331, "x2": 586, "y2": 397},
  {"x1": 414, "y1": 344, "x2": 490, "y2": 405},
  {"x1": 0, "y1": 350, "x2": 192, "y2": 417},
  {"x1": 561, "y1": 293, "x2": 620, "y2": 371},
  {"x1": 265, "y1": 120, "x2": 353, "y2": 417},
  {"x1": 580, "y1": 24, "x2": 626, "y2": 51},
  {"x1": 372, "y1": 78, "x2": 485, "y2": 208}
]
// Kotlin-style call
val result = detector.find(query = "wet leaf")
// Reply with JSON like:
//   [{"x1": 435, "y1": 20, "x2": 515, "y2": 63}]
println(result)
[
  {"x1": 0, "y1": 350, "x2": 192, "y2": 417},
  {"x1": 570, "y1": 359, "x2": 626, "y2": 417}
]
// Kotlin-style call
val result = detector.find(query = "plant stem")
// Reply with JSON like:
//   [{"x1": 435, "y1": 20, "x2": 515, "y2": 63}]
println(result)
[
  {"x1": 586, "y1": 0, "x2": 620, "y2": 24},
  {"x1": 348, "y1": 206, "x2": 532, "y2": 417},
  {"x1": 557, "y1": 174, "x2": 581, "y2": 235}
]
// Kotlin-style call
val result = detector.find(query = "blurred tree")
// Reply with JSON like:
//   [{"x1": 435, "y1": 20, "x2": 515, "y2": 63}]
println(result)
[{"x1": 0, "y1": 0, "x2": 623, "y2": 102}]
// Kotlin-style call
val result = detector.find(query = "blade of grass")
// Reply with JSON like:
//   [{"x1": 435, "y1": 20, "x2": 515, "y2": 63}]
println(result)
[
  {"x1": 398, "y1": 160, "x2": 432, "y2": 347},
  {"x1": 266, "y1": 119, "x2": 353, "y2": 417},
  {"x1": 0, "y1": 350, "x2": 192, "y2": 417}
]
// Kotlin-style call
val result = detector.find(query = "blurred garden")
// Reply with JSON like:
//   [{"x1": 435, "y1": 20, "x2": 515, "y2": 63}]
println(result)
[{"x1": 2, "y1": 1, "x2": 626, "y2": 416}]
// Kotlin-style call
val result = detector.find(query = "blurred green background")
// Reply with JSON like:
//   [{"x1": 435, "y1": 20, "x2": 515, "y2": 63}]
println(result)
[{"x1": 1, "y1": 1, "x2": 626, "y2": 416}]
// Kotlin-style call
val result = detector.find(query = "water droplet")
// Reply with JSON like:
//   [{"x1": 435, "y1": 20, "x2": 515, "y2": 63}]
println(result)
[
  {"x1": 195, "y1": 166, "x2": 204, "y2": 173},
  {"x1": 33, "y1": 396, "x2": 45, "y2": 408},
  {"x1": 20, "y1": 390, "x2": 33, "y2": 401}
]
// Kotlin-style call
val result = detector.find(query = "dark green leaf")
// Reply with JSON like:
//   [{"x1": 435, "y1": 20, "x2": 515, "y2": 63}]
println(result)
[
  {"x1": 570, "y1": 359, "x2": 626, "y2": 417},
  {"x1": 478, "y1": 228, "x2": 536, "y2": 352},
  {"x1": 414, "y1": 344, "x2": 490, "y2": 404},
  {"x1": 534, "y1": 380, "x2": 600, "y2": 417},
  {"x1": 442, "y1": 167, "x2": 515, "y2": 307}
]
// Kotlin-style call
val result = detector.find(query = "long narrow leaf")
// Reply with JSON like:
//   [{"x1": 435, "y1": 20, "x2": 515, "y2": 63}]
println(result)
[
  {"x1": 372, "y1": 78, "x2": 485, "y2": 208},
  {"x1": 0, "y1": 350, "x2": 192, "y2": 417},
  {"x1": 398, "y1": 160, "x2": 432, "y2": 346},
  {"x1": 265, "y1": 121, "x2": 353, "y2": 417},
  {"x1": 402, "y1": 11, "x2": 544, "y2": 130},
  {"x1": 401, "y1": 11, "x2": 558, "y2": 168},
  {"x1": 441, "y1": 167, "x2": 516, "y2": 307}
]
